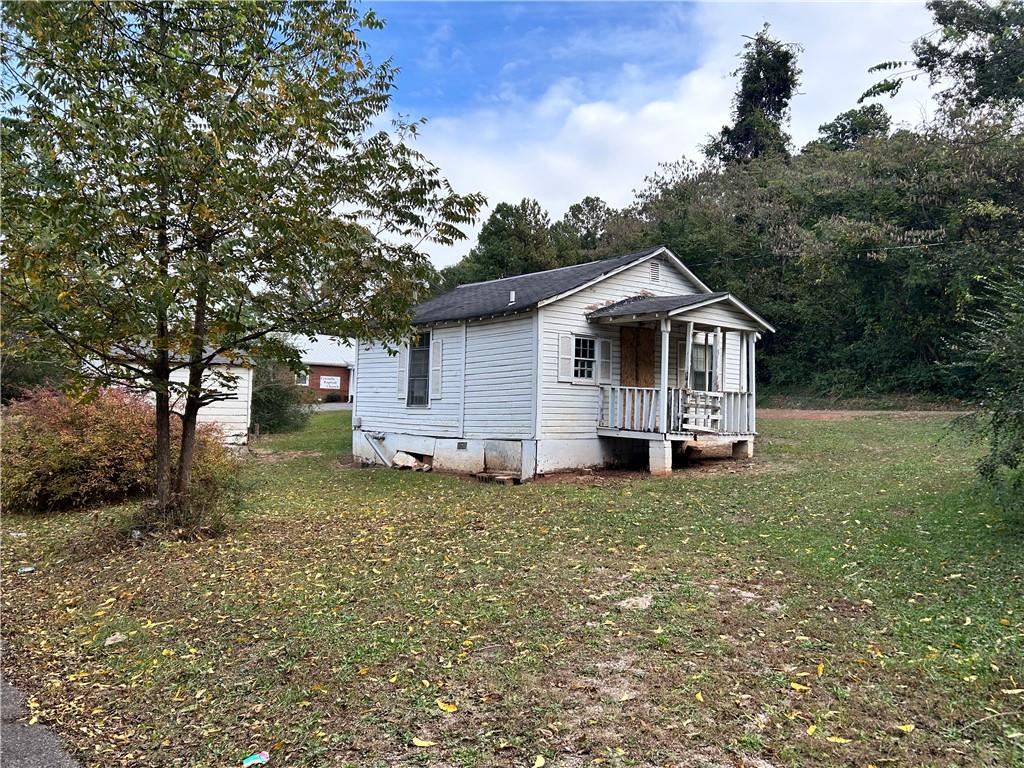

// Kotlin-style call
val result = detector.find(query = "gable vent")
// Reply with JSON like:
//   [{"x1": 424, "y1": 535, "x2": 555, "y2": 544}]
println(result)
[{"x1": 650, "y1": 260, "x2": 661, "y2": 283}]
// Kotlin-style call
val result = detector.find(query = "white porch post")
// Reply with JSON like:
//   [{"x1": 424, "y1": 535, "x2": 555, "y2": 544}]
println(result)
[
  {"x1": 683, "y1": 321, "x2": 694, "y2": 390},
  {"x1": 749, "y1": 333, "x2": 757, "y2": 433},
  {"x1": 739, "y1": 332, "x2": 748, "y2": 394},
  {"x1": 713, "y1": 326, "x2": 723, "y2": 391},
  {"x1": 659, "y1": 317, "x2": 670, "y2": 433}
]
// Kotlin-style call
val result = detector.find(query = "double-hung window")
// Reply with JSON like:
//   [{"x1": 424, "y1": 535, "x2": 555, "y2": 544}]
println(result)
[
  {"x1": 295, "y1": 370, "x2": 309, "y2": 386},
  {"x1": 558, "y1": 333, "x2": 609, "y2": 384},
  {"x1": 573, "y1": 336, "x2": 596, "y2": 381},
  {"x1": 692, "y1": 344, "x2": 711, "y2": 391},
  {"x1": 407, "y1": 332, "x2": 431, "y2": 406}
]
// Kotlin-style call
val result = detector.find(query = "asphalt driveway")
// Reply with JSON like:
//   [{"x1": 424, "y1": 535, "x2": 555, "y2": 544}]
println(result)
[{"x1": 1, "y1": 678, "x2": 76, "y2": 768}]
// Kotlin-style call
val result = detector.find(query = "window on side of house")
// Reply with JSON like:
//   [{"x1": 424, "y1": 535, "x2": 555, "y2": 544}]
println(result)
[
  {"x1": 692, "y1": 344, "x2": 710, "y2": 391},
  {"x1": 407, "y1": 332, "x2": 431, "y2": 406},
  {"x1": 295, "y1": 370, "x2": 309, "y2": 386},
  {"x1": 573, "y1": 335, "x2": 596, "y2": 381}
]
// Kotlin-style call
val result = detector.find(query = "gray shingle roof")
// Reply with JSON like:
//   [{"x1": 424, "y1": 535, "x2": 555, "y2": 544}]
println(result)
[
  {"x1": 586, "y1": 292, "x2": 728, "y2": 320},
  {"x1": 412, "y1": 246, "x2": 666, "y2": 325}
]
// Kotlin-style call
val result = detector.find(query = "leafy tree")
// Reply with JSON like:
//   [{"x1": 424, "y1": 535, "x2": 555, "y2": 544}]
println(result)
[
  {"x1": 705, "y1": 25, "x2": 802, "y2": 163},
  {"x1": 555, "y1": 196, "x2": 613, "y2": 252},
  {"x1": 807, "y1": 104, "x2": 892, "y2": 151},
  {"x1": 865, "y1": 0, "x2": 1024, "y2": 117},
  {"x1": 0, "y1": 323, "x2": 68, "y2": 403},
  {"x1": 1, "y1": 2, "x2": 483, "y2": 523},
  {"x1": 600, "y1": 123, "x2": 1023, "y2": 396},
  {"x1": 438, "y1": 199, "x2": 558, "y2": 290}
]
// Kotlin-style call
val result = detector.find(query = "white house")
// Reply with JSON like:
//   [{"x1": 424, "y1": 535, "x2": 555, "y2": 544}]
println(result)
[
  {"x1": 352, "y1": 246, "x2": 774, "y2": 480},
  {"x1": 170, "y1": 358, "x2": 253, "y2": 445}
]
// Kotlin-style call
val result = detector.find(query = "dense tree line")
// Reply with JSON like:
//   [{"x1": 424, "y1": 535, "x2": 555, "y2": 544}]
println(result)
[{"x1": 437, "y1": 2, "x2": 1023, "y2": 402}]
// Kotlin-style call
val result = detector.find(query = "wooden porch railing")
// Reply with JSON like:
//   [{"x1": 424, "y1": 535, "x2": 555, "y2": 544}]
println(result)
[
  {"x1": 599, "y1": 385, "x2": 754, "y2": 435},
  {"x1": 602, "y1": 386, "x2": 661, "y2": 432}
]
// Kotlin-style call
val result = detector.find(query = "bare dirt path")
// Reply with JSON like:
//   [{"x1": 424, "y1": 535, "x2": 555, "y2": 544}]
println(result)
[{"x1": 759, "y1": 408, "x2": 969, "y2": 421}]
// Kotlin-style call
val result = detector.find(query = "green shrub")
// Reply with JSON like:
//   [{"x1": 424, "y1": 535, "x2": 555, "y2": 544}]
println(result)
[
  {"x1": 251, "y1": 363, "x2": 312, "y2": 432},
  {"x1": 1, "y1": 388, "x2": 239, "y2": 516},
  {"x1": 956, "y1": 274, "x2": 1024, "y2": 514},
  {"x1": 322, "y1": 391, "x2": 343, "y2": 403}
]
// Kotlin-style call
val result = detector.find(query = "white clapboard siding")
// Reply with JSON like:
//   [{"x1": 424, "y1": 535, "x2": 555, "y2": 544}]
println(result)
[
  {"x1": 538, "y1": 256, "x2": 703, "y2": 439},
  {"x1": 682, "y1": 301, "x2": 761, "y2": 332},
  {"x1": 355, "y1": 325, "x2": 464, "y2": 437},
  {"x1": 168, "y1": 364, "x2": 253, "y2": 443},
  {"x1": 463, "y1": 314, "x2": 535, "y2": 439}
]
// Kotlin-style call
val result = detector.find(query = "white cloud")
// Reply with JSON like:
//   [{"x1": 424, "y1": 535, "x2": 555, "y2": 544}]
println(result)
[{"x1": 414, "y1": 1, "x2": 937, "y2": 267}]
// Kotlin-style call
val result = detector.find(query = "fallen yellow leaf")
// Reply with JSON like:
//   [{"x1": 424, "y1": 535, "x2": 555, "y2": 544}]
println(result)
[
  {"x1": 896, "y1": 724, "x2": 915, "y2": 733},
  {"x1": 695, "y1": 691, "x2": 704, "y2": 703},
  {"x1": 826, "y1": 736, "x2": 852, "y2": 744},
  {"x1": 436, "y1": 699, "x2": 457, "y2": 713},
  {"x1": 816, "y1": 662, "x2": 824, "y2": 677},
  {"x1": 806, "y1": 724, "x2": 817, "y2": 736},
  {"x1": 533, "y1": 756, "x2": 546, "y2": 768},
  {"x1": 412, "y1": 737, "x2": 435, "y2": 748},
  {"x1": 791, "y1": 682, "x2": 810, "y2": 692}
]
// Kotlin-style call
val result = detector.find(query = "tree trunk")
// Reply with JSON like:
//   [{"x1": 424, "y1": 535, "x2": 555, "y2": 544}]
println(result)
[
  {"x1": 173, "y1": 365, "x2": 203, "y2": 509},
  {"x1": 154, "y1": 367, "x2": 173, "y2": 513},
  {"x1": 172, "y1": 240, "x2": 211, "y2": 514}
]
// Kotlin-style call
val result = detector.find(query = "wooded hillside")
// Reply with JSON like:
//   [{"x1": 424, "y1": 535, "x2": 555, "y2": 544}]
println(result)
[{"x1": 437, "y1": 2, "x2": 1024, "y2": 400}]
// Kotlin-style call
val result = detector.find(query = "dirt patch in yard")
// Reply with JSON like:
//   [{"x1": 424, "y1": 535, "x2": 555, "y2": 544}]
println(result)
[
  {"x1": 759, "y1": 408, "x2": 968, "y2": 421},
  {"x1": 248, "y1": 448, "x2": 322, "y2": 462}
]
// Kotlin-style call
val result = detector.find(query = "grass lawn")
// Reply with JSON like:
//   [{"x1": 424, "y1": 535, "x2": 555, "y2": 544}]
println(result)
[{"x1": 2, "y1": 411, "x2": 1022, "y2": 767}]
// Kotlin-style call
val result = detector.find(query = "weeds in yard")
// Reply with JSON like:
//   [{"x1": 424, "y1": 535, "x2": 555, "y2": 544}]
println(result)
[{"x1": 2, "y1": 411, "x2": 1022, "y2": 766}]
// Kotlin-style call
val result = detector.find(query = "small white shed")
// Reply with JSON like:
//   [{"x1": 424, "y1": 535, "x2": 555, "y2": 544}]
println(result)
[
  {"x1": 352, "y1": 246, "x2": 773, "y2": 479},
  {"x1": 167, "y1": 360, "x2": 253, "y2": 445}
]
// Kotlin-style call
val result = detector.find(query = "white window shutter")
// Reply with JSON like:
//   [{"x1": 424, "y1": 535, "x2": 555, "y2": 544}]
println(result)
[
  {"x1": 557, "y1": 334, "x2": 573, "y2": 382},
  {"x1": 429, "y1": 339, "x2": 443, "y2": 400},
  {"x1": 396, "y1": 344, "x2": 408, "y2": 400},
  {"x1": 597, "y1": 338, "x2": 612, "y2": 384}
]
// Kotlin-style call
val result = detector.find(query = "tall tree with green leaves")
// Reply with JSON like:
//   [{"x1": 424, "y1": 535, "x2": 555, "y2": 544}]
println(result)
[
  {"x1": 438, "y1": 198, "x2": 558, "y2": 291},
  {"x1": 807, "y1": 104, "x2": 892, "y2": 151},
  {"x1": 705, "y1": 25, "x2": 802, "y2": 164},
  {"x1": 1, "y1": 2, "x2": 484, "y2": 523},
  {"x1": 864, "y1": 0, "x2": 1024, "y2": 118},
  {"x1": 555, "y1": 196, "x2": 612, "y2": 253}
]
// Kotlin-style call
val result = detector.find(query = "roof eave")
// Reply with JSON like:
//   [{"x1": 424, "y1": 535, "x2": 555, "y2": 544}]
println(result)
[
  {"x1": 413, "y1": 304, "x2": 537, "y2": 327},
  {"x1": 667, "y1": 293, "x2": 775, "y2": 332}
]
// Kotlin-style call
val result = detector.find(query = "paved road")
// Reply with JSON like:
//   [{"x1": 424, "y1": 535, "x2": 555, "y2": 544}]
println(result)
[{"x1": 1, "y1": 679, "x2": 77, "y2": 768}]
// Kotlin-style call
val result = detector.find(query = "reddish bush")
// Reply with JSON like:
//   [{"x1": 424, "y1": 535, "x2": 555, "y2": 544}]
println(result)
[{"x1": 1, "y1": 388, "x2": 236, "y2": 515}]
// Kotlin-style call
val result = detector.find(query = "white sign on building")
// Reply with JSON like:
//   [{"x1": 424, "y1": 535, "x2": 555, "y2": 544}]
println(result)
[{"x1": 319, "y1": 375, "x2": 341, "y2": 390}]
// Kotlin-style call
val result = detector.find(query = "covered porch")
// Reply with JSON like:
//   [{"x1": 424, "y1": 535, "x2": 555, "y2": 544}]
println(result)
[{"x1": 585, "y1": 292, "x2": 773, "y2": 473}]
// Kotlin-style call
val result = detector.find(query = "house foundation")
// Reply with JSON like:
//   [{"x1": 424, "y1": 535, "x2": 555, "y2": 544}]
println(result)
[
  {"x1": 648, "y1": 440, "x2": 673, "y2": 476},
  {"x1": 732, "y1": 439, "x2": 754, "y2": 459}
]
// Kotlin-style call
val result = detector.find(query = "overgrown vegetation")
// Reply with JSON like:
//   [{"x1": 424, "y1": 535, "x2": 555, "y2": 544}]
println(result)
[
  {"x1": 958, "y1": 274, "x2": 1024, "y2": 513},
  {"x1": 2, "y1": 411, "x2": 1021, "y2": 766},
  {"x1": 1, "y1": 389, "x2": 239, "y2": 528},
  {"x1": 251, "y1": 362, "x2": 313, "y2": 434},
  {"x1": 437, "y1": 4, "x2": 1023, "y2": 403}
]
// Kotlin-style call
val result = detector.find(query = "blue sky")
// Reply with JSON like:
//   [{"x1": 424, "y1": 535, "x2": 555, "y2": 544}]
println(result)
[
  {"x1": 361, "y1": 2, "x2": 939, "y2": 267},
  {"x1": 366, "y1": 2, "x2": 705, "y2": 115}
]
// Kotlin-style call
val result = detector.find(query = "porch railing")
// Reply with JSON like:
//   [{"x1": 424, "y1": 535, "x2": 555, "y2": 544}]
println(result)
[{"x1": 599, "y1": 385, "x2": 754, "y2": 435}]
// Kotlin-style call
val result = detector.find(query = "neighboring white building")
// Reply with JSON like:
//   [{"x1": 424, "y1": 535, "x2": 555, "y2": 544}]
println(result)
[
  {"x1": 168, "y1": 357, "x2": 253, "y2": 445},
  {"x1": 352, "y1": 246, "x2": 774, "y2": 480}
]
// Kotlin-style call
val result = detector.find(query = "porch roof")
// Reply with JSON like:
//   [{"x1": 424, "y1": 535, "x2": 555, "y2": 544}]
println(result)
[{"x1": 586, "y1": 292, "x2": 775, "y2": 332}]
